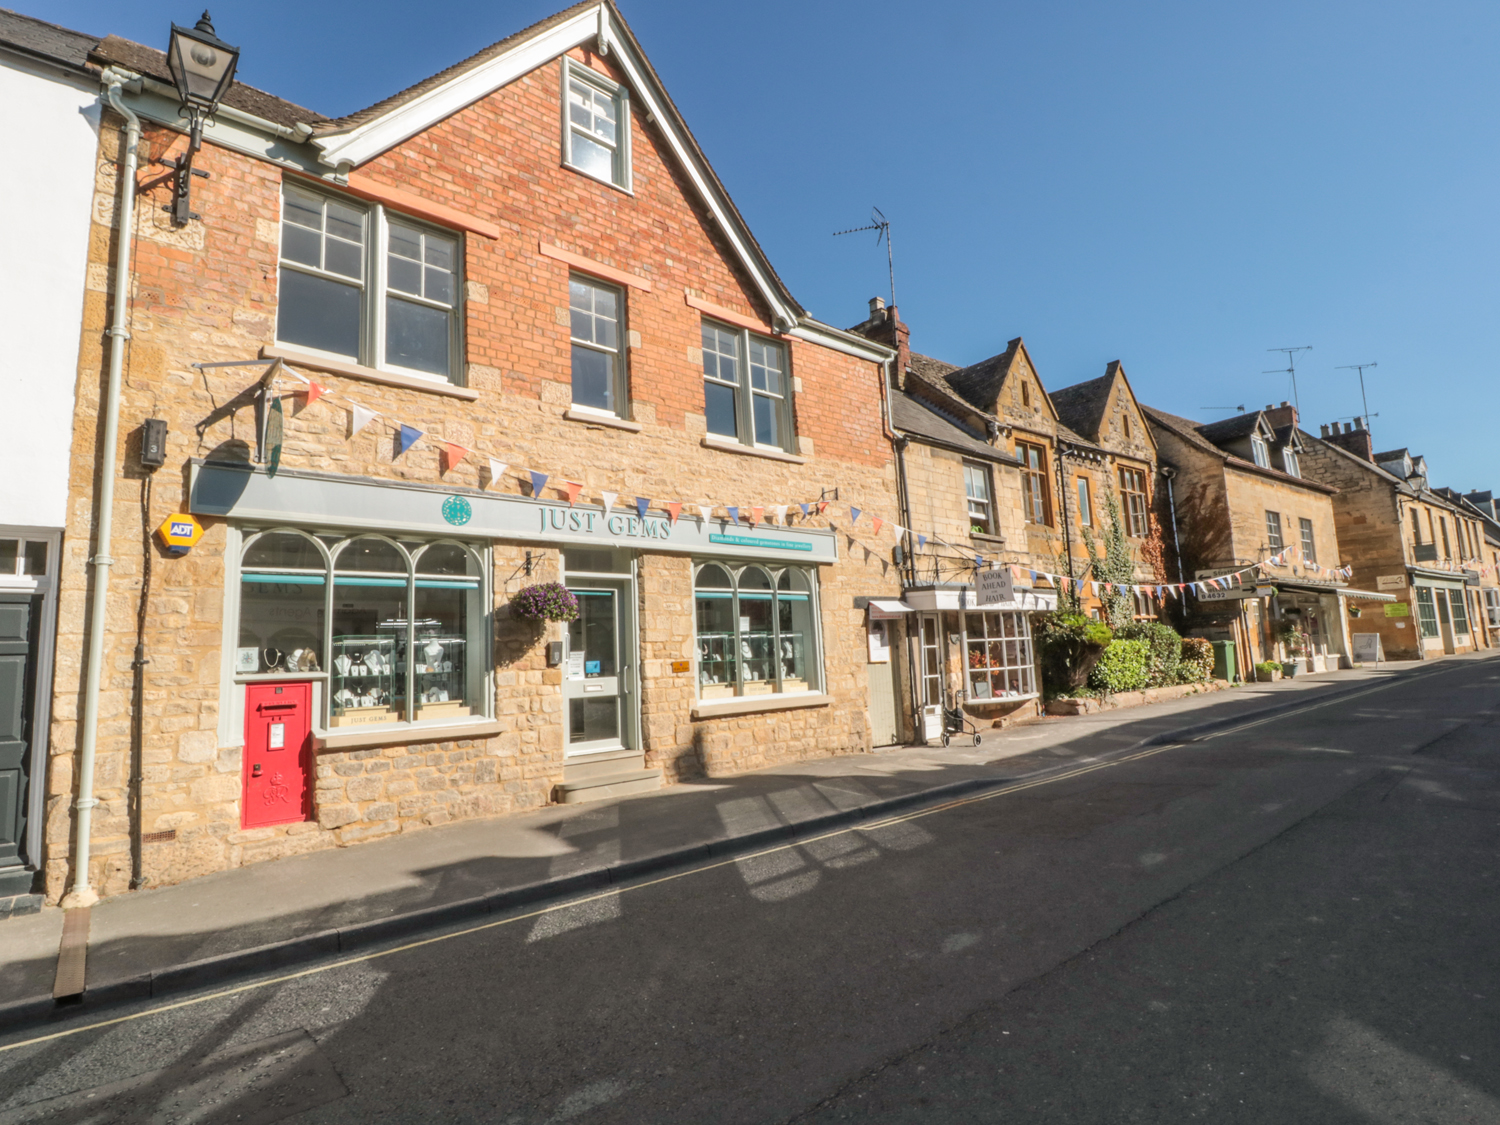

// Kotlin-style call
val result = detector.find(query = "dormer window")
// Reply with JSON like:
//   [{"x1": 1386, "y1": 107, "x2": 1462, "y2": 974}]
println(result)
[
  {"x1": 1250, "y1": 434, "x2": 1270, "y2": 468},
  {"x1": 563, "y1": 60, "x2": 631, "y2": 190},
  {"x1": 1281, "y1": 446, "x2": 1300, "y2": 477}
]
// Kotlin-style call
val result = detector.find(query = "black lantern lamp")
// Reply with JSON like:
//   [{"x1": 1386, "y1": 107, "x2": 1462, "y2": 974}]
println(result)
[{"x1": 165, "y1": 11, "x2": 239, "y2": 226}]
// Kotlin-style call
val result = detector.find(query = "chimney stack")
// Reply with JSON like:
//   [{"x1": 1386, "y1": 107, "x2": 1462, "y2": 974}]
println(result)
[
  {"x1": 1264, "y1": 401, "x2": 1299, "y2": 431},
  {"x1": 1320, "y1": 417, "x2": 1374, "y2": 461},
  {"x1": 859, "y1": 296, "x2": 909, "y2": 389},
  {"x1": 869, "y1": 296, "x2": 885, "y2": 317}
]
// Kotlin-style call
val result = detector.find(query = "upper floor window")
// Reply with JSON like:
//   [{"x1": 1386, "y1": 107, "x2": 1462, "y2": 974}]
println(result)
[
  {"x1": 1250, "y1": 435, "x2": 1270, "y2": 468},
  {"x1": 1440, "y1": 516, "x2": 1452, "y2": 559},
  {"x1": 277, "y1": 184, "x2": 461, "y2": 382},
  {"x1": 1077, "y1": 476, "x2": 1093, "y2": 528},
  {"x1": 1300, "y1": 517, "x2": 1317, "y2": 563},
  {"x1": 964, "y1": 461, "x2": 993, "y2": 535},
  {"x1": 1266, "y1": 510, "x2": 1283, "y2": 551},
  {"x1": 1282, "y1": 446, "x2": 1300, "y2": 477},
  {"x1": 563, "y1": 60, "x2": 631, "y2": 190},
  {"x1": 569, "y1": 275, "x2": 625, "y2": 416},
  {"x1": 701, "y1": 320, "x2": 792, "y2": 452},
  {"x1": 1119, "y1": 467, "x2": 1148, "y2": 537},
  {"x1": 1410, "y1": 508, "x2": 1422, "y2": 547},
  {"x1": 1018, "y1": 442, "x2": 1050, "y2": 524}
]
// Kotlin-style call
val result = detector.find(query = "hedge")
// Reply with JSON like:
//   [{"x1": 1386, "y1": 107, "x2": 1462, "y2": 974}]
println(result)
[{"x1": 1088, "y1": 639, "x2": 1151, "y2": 693}]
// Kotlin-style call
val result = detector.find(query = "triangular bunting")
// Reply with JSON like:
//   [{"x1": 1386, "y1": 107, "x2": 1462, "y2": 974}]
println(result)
[
  {"x1": 872, "y1": 517, "x2": 883, "y2": 535},
  {"x1": 602, "y1": 491, "x2": 618, "y2": 516},
  {"x1": 397, "y1": 424, "x2": 422, "y2": 456},
  {"x1": 486, "y1": 459, "x2": 507, "y2": 489},
  {"x1": 727, "y1": 506, "x2": 740, "y2": 524},
  {"x1": 850, "y1": 507, "x2": 862, "y2": 524},
  {"x1": 528, "y1": 470, "x2": 549, "y2": 497},
  {"x1": 441, "y1": 443, "x2": 468, "y2": 473},
  {"x1": 917, "y1": 534, "x2": 927, "y2": 550},
  {"x1": 749, "y1": 506, "x2": 763, "y2": 526},
  {"x1": 698, "y1": 503, "x2": 714, "y2": 522},
  {"x1": 774, "y1": 505, "x2": 788, "y2": 525},
  {"x1": 799, "y1": 503, "x2": 811, "y2": 518},
  {"x1": 349, "y1": 403, "x2": 378, "y2": 436},
  {"x1": 635, "y1": 497, "x2": 651, "y2": 519},
  {"x1": 665, "y1": 502, "x2": 682, "y2": 524},
  {"x1": 562, "y1": 480, "x2": 584, "y2": 505},
  {"x1": 305, "y1": 381, "x2": 327, "y2": 406}
]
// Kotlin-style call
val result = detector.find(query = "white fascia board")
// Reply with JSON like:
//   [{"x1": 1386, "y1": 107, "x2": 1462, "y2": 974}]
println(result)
[
  {"x1": 313, "y1": 7, "x2": 600, "y2": 169},
  {"x1": 786, "y1": 321, "x2": 894, "y2": 364},
  {"x1": 113, "y1": 80, "x2": 328, "y2": 175},
  {"x1": 601, "y1": 16, "x2": 799, "y2": 330}
]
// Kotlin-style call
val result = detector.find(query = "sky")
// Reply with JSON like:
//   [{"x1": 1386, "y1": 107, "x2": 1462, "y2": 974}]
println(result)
[{"x1": 37, "y1": 0, "x2": 1500, "y2": 491}]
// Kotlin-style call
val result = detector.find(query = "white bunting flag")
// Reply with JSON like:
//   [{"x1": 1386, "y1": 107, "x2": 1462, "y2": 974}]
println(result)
[
  {"x1": 487, "y1": 460, "x2": 507, "y2": 489},
  {"x1": 349, "y1": 403, "x2": 378, "y2": 436},
  {"x1": 698, "y1": 503, "x2": 714, "y2": 522},
  {"x1": 773, "y1": 504, "x2": 788, "y2": 525},
  {"x1": 601, "y1": 491, "x2": 618, "y2": 517}
]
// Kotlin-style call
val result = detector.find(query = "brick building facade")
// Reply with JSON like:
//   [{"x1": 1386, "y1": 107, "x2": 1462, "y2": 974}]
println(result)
[{"x1": 39, "y1": 2, "x2": 903, "y2": 903}]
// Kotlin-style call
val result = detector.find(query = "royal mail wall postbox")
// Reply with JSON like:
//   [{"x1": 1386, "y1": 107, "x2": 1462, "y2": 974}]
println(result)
[{"x1": 243, "y1": 681, "x2": 313, "y2": 828}]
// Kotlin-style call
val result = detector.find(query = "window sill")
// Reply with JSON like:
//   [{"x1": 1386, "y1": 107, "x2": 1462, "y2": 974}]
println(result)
[
  {"x1": 261, "y1": 345, "x2": 480, "y2": 402},
  {"x1": 969, "y1": 533, "x2": 1007, "y2": 547},
  {"x1": 564, "y1": 408, "x2": 643, "y2": 433},
  {"x1": 691, "y1": 692, "x2": 832, "y2": 720},
  {"x1": 700, "y1": 435, "x2": 807, "y2": 464},
  {"x1": 962, "y1": 692, "x2": 1039, "y2": 708},
  {"x1": 562, "y1": 161, "x2": 634, "y2": 197},
  {"x1": 315, "y1": 718, "x2": 501, "y2": 751}
]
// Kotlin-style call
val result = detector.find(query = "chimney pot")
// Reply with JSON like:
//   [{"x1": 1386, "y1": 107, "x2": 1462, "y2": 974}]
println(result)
[
  {"x1": 1354, "y1": 416, "x2": 1365, "y2": 431},
  {"x1": 1320, "y1": 424, "x2": 1330, "y2": 438},
  {"x1": 1281, "y1": 401, "x2": 1290, "y2": 408},
  {"x1": 869, "y1": 296, "x2": 885, "y2": 316}
]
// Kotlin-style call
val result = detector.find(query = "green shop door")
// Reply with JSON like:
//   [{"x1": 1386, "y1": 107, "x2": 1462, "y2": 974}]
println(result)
[{"x1": 0, "y1": 593, "x2": 40, "y2": 876}]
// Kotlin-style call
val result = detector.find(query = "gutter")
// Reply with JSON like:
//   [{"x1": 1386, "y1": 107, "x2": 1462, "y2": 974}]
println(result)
[{"x1": 65, "y1": 67, "x2": 142, "y2": 908}]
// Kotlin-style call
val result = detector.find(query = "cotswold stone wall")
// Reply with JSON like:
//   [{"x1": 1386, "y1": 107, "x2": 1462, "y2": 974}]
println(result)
[{"x1": 51, "y1": 50, "x2": 899, "y2": 901}]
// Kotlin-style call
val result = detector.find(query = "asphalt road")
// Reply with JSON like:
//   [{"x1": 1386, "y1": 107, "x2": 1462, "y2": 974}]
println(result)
[{"x1": 1, "y1": 656, "x2": 1497, "y2": 1124}]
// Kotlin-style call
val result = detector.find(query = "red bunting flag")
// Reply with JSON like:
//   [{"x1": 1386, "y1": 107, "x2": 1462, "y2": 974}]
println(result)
[
  {"x1": 305, "y1": 381, "x2": 327, "y2": 405},
  {"x1": 561, "y1": 480, "x2": 584, "y2": 505},
  {"x1": 665, "y1": 501, "x2": 682, "y2": 524},
  {"x1": 749, "y1": 506, "x2": 764, "y2": 526},
  {"x1": 872, "y1": 517, "x2": 883, "y2": 535},
  {"x1": 441, "y1": 443, "x2": 468, "y2": 473}
]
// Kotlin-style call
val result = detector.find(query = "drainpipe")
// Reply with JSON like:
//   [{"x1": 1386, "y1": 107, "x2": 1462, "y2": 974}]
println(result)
[
  {"x1": 877, "y1": 353, "x2": 923, "y2": 739},
  {"x1": 64, "y1": 71, "x2": 140, "y2": 908},
  {"x1": 1160, "y1": 466, "x2": 1185, "y2": 584}
]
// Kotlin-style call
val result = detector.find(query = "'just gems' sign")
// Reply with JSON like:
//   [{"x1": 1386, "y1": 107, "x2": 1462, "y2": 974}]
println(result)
[{"x1": 189, "y1": 461, "x2": 839, "y2": 563}]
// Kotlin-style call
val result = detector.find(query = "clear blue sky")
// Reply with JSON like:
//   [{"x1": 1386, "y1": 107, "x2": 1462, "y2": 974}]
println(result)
[{"x1": 41, "y1": 0, "x2": 1500, "y2": 491}]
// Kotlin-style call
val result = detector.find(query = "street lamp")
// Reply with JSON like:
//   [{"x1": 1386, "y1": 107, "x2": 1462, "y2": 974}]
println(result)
[{"x1": 165, "y1": 11, "x2": 239, "y2": 226}]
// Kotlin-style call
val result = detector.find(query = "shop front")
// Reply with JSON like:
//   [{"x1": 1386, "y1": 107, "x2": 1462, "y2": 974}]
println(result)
[
  {"x1": 1410, "y1": 570, "x2": 1479, "y2": 656},
  {"x1": 192, "y1": 459, "x2": 843, "y2": 815}
]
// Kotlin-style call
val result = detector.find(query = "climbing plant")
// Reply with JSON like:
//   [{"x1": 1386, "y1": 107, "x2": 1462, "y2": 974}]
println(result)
[{"x1": 1081, "y1": 491, "x2": 1137, "y2": 630}]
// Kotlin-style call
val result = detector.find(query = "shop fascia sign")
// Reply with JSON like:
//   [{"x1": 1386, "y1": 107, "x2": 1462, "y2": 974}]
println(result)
[{"x1": 188, "y1": 461, "x2": 838, "y2": 563}]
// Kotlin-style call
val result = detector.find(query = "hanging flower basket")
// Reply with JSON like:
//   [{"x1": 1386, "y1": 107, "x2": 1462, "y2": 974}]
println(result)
[{"x1": 510, "y1": 582, "x2": 579, "y2": 623}]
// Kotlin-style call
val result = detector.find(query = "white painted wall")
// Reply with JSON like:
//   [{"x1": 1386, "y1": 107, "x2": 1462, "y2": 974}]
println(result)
[{"x1": 0, "y1": 56, "x2": 99, "y2": 530}]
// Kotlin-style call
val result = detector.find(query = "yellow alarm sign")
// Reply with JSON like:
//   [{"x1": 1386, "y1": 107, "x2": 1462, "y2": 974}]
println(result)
[{"x1": 157, "y1": 513, "x2": 204, "y2": 551}]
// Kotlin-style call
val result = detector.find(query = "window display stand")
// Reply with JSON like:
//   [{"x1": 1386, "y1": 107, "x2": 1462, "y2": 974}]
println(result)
[{"x1": 329, "y1": 635, "x2": 400, "y2": 727}]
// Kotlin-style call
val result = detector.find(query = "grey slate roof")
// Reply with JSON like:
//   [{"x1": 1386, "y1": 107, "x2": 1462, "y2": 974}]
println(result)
[
  {"x1": 1048, "y1": 369, "x2": 1114, "y2": 441},
  {"x1": 89, "y1": 34, "x2": 327, "y2": 127},
  {"x1": 892, "y1": 393, "x2": 1018, "y2": 465},
  {"x1": 0, "y1": 7, "x2": 97, "y2": 70},
  {"x1": 1197, "y1": 412, "x2": 1263, "y2": 443},
  {"x1": 943, "y1": 339, "x2": 1021, "y2": 408},
  {"x1": 1143, "y1": 405, "x2": 1336, "y2": 494}
]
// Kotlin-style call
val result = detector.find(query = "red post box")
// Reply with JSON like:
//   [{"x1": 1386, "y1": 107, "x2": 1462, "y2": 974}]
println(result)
[{"x1": 243, "y1": 681, "x2": 313, "y2": 828}]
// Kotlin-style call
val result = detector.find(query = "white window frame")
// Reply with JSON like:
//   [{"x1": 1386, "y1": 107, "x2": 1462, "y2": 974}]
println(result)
[
  {"x1": 1077, "y1": 476, "x2": 1093, "y2": 527},
  {"x1": 1266, "y1": 510, "x2": 1284, "y2": 551},
  {"x1": 568, "y1": 273, "x2": 628, "y2": 418},
  {"x1": 561, "y1": 59, "x2": 632, "y2": 192},
  {"x1": 1119, "y1": 466, "x2": 1149, "y2": 538},
  {"x1": 1282, "y1": 446, "x2": 1300, "y2": 477},
  {"x1": 959, "y1": 610, "x2": 1036, "y2": 701},
  {"x1": 1299, "y1": 517, "x2": 1317, "y2": 564},
  {"x1": 276, "y1": 183, "x2": 464, "y2": 385},
  {"x1": 1250, "y1": 434, "x2": 1270, "y2": 468},
  {"x1": 963, "y1": 461, "x2": 993, "y2": 535},
  {"x1": 699, "y1": 318, "x2": 796, "y2": 453}
]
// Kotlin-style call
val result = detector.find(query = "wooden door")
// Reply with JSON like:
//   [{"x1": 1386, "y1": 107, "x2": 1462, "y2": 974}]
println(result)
[{"x1": 0, "y1": 594, "x2": 38, "y2": 869}]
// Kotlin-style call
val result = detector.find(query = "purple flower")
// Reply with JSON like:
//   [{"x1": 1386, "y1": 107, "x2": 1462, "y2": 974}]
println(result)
[{"x1": 511, "y1": 582, "x2": 579, "y2": 623}]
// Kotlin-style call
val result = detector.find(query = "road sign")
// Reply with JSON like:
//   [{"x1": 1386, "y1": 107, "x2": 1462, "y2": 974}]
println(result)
[
  {"x1": 1199, "y1": 585, "x2": 1276, "y2": 602},
  {"x1": 157, "y1": 513, "x2": 204, "y2": 552}
]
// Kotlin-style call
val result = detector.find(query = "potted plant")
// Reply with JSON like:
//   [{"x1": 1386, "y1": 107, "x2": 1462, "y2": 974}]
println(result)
[
  {"x1": 1254, "y1": 660, "x2": 1282, "y2": 683},
  {"x1": 509, "y1": 582, "x2": 579, "y2": 623}
]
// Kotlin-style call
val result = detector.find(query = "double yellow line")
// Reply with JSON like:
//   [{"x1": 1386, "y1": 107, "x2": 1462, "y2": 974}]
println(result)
[{"x1": 0, "y1": 663, "x2": 1464, "y2": 1054}]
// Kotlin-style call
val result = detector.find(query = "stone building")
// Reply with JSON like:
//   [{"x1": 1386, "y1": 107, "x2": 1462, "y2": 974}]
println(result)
[
  {"x1": 1143, "y1": 403, "x2": 1379, "y2": 673},
  {"x1": 1303, "y1": 421, "x2": 1490, "y2": 660},
  {"x1": 39, "y1": 1, "x2": 902, "y2": 904},
  {"x1": 1459, "y1": 491, "x2": 1500, "y2": 645}
]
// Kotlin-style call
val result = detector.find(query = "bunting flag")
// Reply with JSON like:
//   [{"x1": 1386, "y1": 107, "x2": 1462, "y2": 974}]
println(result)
[
  {"x1": 727, "y1": 506, "x2": 740, "y2": 524},
  {"x1": 872, "y1": 517, "x2": 883, "y2": 535},
  {"x1": 850, "y1": 507, "x2": 862, "y2": 524},
  {"x1": 774, "y1": 505, "x2": 788, "y2": 525},
  {"x1": 486, "y1": 460, "x2": 507, "y2": 489},
  {"x1": 349, "y1": 403, "x2": 378, "y2": 436},
  {"x1": 799, "y1": 502, "x2": 811, "y2": 518},
  {"x1": 818, "y1": 501, "x2": 829, "y2": 514},
  {"x1": 698, "y1": 503, "x2": 714, "y2": 522},
  {"x1": 441, "y1": 443, "x2": 468, "y2": 473},
  {"x1": 602, "y1": 491, "x2": 618, "y2": 516},
  {"x1": 917, "y1": 534, "x2": 927, "y2": 551},
  {"x1": 665, "y1": 502, "x2": 682, "y2": 525},
  {"x1": 397, "y1": 424, "x2": 422, "y2": 456},
  {"x1": 562, "y1": 480, "x2": 584, "y2": 505},
  {"x1": 528, "y1": 470, "x2": 549, "y2": 497},
  {"x1": 749, "y1": 506, "x2": 764, "y2": 526},
  {"x1": 304, "y1": 381, "x2": 327, "y2": 406},
  {"x1": 635, "y1": 496, "x2": 651, "y2": 519}
]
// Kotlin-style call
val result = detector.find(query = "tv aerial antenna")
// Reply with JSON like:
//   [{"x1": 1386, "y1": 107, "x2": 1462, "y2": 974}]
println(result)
[
  {"x1": 1202, "y1": 404, "x2": 1246, "y2": 414},
  {"x1": 1264, "y1": 346, "x2": 1312, "y2": 414},
  {"x1": 834, "y1": 206, "x2": 895, "y2": 311},
  {"x1": 1335, "y1": 362, "x2": 1378, "y2": 436}
]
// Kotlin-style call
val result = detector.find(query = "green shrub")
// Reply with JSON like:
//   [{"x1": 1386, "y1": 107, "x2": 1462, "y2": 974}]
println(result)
[
  {"x1": 1036, "y1": 612, "x2": 1113, "y2": 695},
  {"x1": 1115, "y1": 621, "x2": 1183, "y2": 687},
  {"x1": 1089, "y1": 639, "x2": 1150, "y2": 693},
  {"x1": 1254, "y1": 661, "x2": 1280, "y2": 677},
  {"x1": 1180, "y1": 637, "x2": 1213, "y2": 682}
]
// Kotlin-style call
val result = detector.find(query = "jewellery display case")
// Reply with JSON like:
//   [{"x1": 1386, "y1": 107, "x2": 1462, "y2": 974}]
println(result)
[
  {"x1": 695, "y1": 631, "x2": 808, "y2": 696},
  {"x1": 696, "y1": 632, "x2": 738, "y2": 699},
  {"x1": 411, "y1": 625, "x2": 470, "y2": 720},
  {"x1": 329, "y1": 635, "x2": 401, "y2": 727}
]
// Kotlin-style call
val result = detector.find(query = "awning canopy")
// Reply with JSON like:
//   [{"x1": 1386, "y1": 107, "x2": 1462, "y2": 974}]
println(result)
[
  {"x1": 1338, "y1": 587, "x2": 1398, "y2": 603},
  {"x1": 866, "y1": 599, "x2": 914, "y2": 618},
  {"x1": 900, "y1": 586, "x2": 1059, "y2": 613}
]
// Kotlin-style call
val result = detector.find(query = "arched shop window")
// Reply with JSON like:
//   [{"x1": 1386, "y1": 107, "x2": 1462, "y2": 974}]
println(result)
[
  {"x1": 693, "y1": 562, "x2": 822, "y2": 699},
  {"x1": 237, "y1": 528, "x2": 488, "y2": 730}
]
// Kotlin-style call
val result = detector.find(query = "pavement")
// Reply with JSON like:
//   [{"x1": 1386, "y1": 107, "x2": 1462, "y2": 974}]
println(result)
[
  {"x1": 0, "y1": 657, "x2": 1476, "y2": 1033},
  {"x1": 0, "y1": 650, "x2": 1495, "y2": 1123}
]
